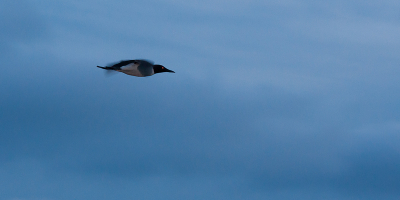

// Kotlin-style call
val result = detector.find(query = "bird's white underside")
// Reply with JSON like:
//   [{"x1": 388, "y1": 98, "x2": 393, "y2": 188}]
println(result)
[{"x1": 117, "y1": 63, "x2": 155, "y2": 77}]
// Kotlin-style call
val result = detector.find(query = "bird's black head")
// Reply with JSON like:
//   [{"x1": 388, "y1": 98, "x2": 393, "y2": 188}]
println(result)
[{"x1": 153, "y1": 65, "x2": 175, "y2": 74}]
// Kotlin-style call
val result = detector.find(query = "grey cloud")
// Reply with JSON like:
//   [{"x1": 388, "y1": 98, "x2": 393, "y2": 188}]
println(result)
[
  {"x1": 1, "y1": 0, "x2": 400, "y2": 199},
  {"x1": 0, "y1": 1, "x2": 48, "y2": 45}
]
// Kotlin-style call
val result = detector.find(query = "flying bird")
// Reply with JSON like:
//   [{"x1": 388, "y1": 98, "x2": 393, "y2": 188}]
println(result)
[{"x1": 97, "y1": 59, "x2": 174, "y2": 77}]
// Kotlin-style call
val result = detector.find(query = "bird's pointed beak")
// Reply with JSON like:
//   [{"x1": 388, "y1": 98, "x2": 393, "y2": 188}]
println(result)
[{"x1": 166, "y1": 69, "x2": 175, "y2": 73}]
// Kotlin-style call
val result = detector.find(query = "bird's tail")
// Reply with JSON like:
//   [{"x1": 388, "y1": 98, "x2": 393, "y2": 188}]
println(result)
[
  {"x1": 97, "y1": 66, "x2": 114, "y2": 70},
  {"x1": 97, "y1": 66, "x2": 118, "y2": 77}
]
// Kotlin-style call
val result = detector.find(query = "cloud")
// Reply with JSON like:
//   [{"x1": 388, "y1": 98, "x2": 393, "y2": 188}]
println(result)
[
  {"x1": 0, "y1": 1, "x2": 48, "y2": 48},
  {"x1": 284, "y1": 1, "x2": 400, "y2": 46},
  {"x1": 290, "y1": 18, "x2": 400, "y2": 45},
  {"x1": 1, "y1": 0, "x2": 400, "y2": 199}
]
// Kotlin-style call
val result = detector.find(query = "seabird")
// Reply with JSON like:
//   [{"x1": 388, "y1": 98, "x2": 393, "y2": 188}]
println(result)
[{"x1": 97, "y1": 59, "x2": 174, "y2": 77}]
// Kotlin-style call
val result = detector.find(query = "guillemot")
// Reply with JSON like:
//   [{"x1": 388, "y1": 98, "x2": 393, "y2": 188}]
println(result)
[{"x1": 97, "y1": 59, "x2": 174, "y2": 77}]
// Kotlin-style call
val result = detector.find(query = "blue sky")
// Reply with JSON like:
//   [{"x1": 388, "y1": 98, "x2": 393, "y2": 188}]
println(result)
[{"x1": 1, "y1": 0, "x2": 400, "y2": 199}]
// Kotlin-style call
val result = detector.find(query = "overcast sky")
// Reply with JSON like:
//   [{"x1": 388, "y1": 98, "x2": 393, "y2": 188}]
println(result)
[{"x1": 1, "y1": 0, "x2": 400, "y2": 199}]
